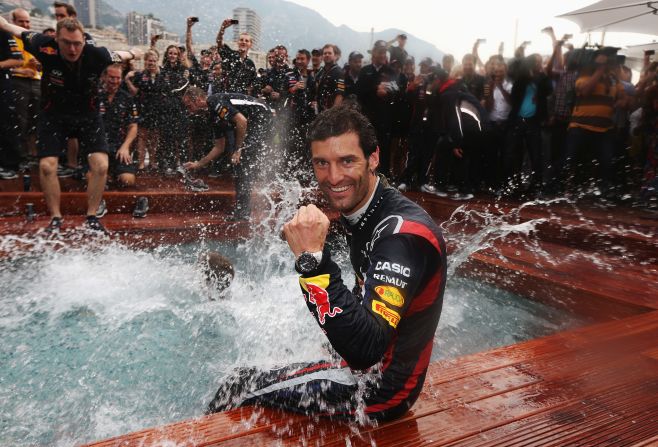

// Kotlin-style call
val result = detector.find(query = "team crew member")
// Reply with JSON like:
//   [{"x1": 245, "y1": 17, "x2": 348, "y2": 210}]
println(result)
[
  {"x1": 286, "y1": 49, "x2": 315, "y2": 182},
  {"x1": 216, "y1": 18, "x2": 256, "y2": 95},
  {"x1": 10, "y1": 8, "x2": 41, "y2": 164},
  {"x1": 99, "y1": 64, "x2": 139, "y2": 188},
  {"x1": 313, "y1": 43, "x2": 345, "y2": 112},
  {"x1": 125, "y1": 49, "x2": 164, "y2": 171},
  {"x1": 0, "y1": 16, "x2": 142, "y2": 232},
  {"x1": 0, "y1": 29, "x2": 23, "y2": 179},
  {"x1": 182, "y1": 88, "x2": 273, "y2": 220},
  {"x1": 207, "y1": 105, "x2": 446, "y2": 422}
]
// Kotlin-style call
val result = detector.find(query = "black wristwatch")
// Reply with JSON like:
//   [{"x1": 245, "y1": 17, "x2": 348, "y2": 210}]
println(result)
[{"x1": 295, "y1": 251, "x2": 323, "y2": 274}]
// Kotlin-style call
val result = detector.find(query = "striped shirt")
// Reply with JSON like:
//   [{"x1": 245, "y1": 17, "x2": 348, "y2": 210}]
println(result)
[{"x1": 569, "y1": 75, "x2": 620, "y2": 133}]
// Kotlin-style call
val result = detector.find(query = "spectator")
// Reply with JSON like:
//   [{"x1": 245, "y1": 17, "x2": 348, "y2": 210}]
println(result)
[
  {"x1": 357, "y1": 40, "x2": 400, "y2": 178},
  {"x1": 0, "y1": 28, "x2": 23, "y2": 180},
  {"x1": 344, "y1": 51, "x2": 363, "y2": 97},
  {"x1": 388, "y1": 33, "x2": 408, "y2": 66},
  {"x1": 286, "y1": 49, "x2": 315, "y2": 182},
  {"x1": 10, "y1": 8, "x2": 41, "y2": 167},
  {"x1": 442, "y1": 54, "x2": 454, "y2": 77},
  {"x1": 310, "y1": 48, "x2": 322, "y2": 77},
  {"x1": 564, "y1": 48, "x2": 625, "y2": 200},
  {"x1": 461, "y1": 53, "x2": 485, "y2": 101},
  {"x1": 0, "y1": 16, "x2": 142, "y2": 232},
  {"x1": 125, "y1": 50, "x2": 164, "y2": 171},
  {"x1": 216, "y1": 19, "x2": 256, "y2": 95},
  {"x1": 505, "y1": 54, "x2": 552, "y2": 196},
  {"x1": 99, "y1": 64, "x2": 139, "y2": 188},
  {"x1": 312, "y1": 43, "x2": 345, "y2": 113},
  {"x1": 159, "y1": 44, "x2": 190, "y2": 174},
  {"x1": 483, "y1": 61, "x2": 513, "y2": 192}
]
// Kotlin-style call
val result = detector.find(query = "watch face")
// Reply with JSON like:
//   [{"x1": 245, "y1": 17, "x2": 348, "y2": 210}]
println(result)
[{"x1": 297, "y1": 252, "x2": 319, "y2": 272}]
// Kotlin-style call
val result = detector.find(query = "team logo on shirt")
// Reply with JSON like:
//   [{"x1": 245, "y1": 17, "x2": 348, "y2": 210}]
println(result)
[
  {"x1": 218, "y1": 106, "x2": 229, "y2": 119},
  {"x1": 300, "y1": 274, "x2": 343, "y2": 325},
  {"x1": 49, "y1": 69, "x2": 64, "y2": 86},
  {"x1": 374, "y1": 285, "x2": 404, "y2": 307},
  {"x1": 39, "y1": 46, "x2": 57, "y2": 55},
  {"x1": 371, "y1": 300, "x2": 401, "y2": 328}
]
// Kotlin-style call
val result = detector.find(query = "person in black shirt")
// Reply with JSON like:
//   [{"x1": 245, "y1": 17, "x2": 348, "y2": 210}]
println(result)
[
  {"x1": 125, "y1": 49, "x2": 164, "y2": 171},
  {"x1": 387, "y1": 34, "x2": 408, "y2": 66},
  {"x1": 344, "y1": 51, "x2": 363, "y2": 97},
  {"x1": 216, "y1": 19, "x2": 256, "y2": 95},
  {"x1": 159, "y1": 45, "x2": 191, "y2": 173},
  {"x1": 286, "y1": 49, "x2": 315, "y2": 182},
  {"x1": 461, "y1": 54, "x2": 486, "y2": 101},
  {"x1": 182, "y1": 87, "x2": 273, "y2": 219},
  {"x1": 0, "y1": 30, "x2": 23, "y2": 179},
  {"x1": 356, "y1": 40, "x2": 400, "y2": 178},
  {"x1": 99, "y1": 64, "x2": 139, "y2": 188},
  {"x1": 312, "y1": 43, "x2": 345, "y2": 113},
  {"x1": 0, "y1": 17, "x2": 142, "y2": 232}
]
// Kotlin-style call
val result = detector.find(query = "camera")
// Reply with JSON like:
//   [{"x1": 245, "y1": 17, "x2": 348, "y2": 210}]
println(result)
[
  {"x1": 646, "y1": 49, "x2": 656, "y2": 56},
  {"x1": 230, "y1": 19, "x2": 239, "y2": 25},
  {"x1": 190, "y1": 17, "x2": 199, "y2": 23}
]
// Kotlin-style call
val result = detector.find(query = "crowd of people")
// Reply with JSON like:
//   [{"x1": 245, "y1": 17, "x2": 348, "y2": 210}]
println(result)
[{"x1": 2, "y1": 6, "x2": 658, "y2": 233}]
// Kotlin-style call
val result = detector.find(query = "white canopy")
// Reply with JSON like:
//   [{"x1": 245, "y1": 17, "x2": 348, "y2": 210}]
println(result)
[{"x1": 558, "y1": 1, "x2": 658, "y2": 35}]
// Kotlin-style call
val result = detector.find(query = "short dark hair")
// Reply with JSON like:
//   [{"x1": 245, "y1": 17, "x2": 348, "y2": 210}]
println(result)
[
  {"x1": 307, "y1": 104, "x2": 378, "y2": 157},
  {"x1": 297, "y1": 49, "x2": 311, "y2": 60},
  {"x1": 53, "y1": 1, "x2": 77, "y2": 16}
]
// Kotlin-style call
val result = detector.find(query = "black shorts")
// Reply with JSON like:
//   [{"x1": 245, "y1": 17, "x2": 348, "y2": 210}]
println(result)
[
  {"x1": 37, "y1": 112, "x2": 109, "y2": 159},
  {"x1": 109, "y1": 152, "x2": 136, "y2": 177}
]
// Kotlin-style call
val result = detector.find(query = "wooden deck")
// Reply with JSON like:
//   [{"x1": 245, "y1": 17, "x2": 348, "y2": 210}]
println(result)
[{"x1": 1, "y1": 172, "x2": 657, "y2": 446}]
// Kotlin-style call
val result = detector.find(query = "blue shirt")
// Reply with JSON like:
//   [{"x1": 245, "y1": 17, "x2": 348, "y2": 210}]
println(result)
[{"x1": 519, "y1": 82, "x2": 537, "y2": 118}]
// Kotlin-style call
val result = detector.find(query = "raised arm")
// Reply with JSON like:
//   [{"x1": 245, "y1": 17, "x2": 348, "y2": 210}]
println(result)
[
  {"x1": 0, "y1": 16, "x2": 28, "y2": 37},
  {"x1": 216, "y1": 19, "x2": 234, "y2": 49},
  {"x1": 186, "y1": 17, "x2": 196, "y2": 58}
]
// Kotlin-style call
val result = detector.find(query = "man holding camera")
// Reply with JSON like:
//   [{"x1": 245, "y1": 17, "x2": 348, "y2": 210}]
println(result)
[{"x1": 565, "y1": 47, "x2": 627, "y2": 199}]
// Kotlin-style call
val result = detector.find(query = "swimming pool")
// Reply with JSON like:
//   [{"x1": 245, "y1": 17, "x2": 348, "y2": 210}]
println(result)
[{"x1": 0, "y1": 235, "x2": 583, "y2": 446}]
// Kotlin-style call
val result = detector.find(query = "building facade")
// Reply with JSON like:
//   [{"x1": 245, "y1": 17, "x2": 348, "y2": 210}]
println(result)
[{"x1": 232, "y1": 7, "x2": 261, "y2": 51}]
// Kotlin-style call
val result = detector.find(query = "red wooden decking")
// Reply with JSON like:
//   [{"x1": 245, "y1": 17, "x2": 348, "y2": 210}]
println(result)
[{"x1": 1, "y1": 172, "x2": 657, "y2": 446}]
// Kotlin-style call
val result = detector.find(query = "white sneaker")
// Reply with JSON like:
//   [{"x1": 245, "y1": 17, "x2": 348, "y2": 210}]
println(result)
[
  {"x1": 420, "y1": 183, "x2": 437, "y2": 194},
  {"x1": 451, "y1": 192, "x2": 474, "y2": 201},
  {"x1": 397, "y1": 182, "x2": 407, "y2": 192}
]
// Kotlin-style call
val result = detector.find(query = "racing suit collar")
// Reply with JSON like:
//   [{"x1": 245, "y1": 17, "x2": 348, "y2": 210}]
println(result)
[
  {"x1": 341, "y1": 176, "x2": 387, "y2": 233},
  {"x1": 343, "y1": 177, "x2": 380, "y2": 226}
]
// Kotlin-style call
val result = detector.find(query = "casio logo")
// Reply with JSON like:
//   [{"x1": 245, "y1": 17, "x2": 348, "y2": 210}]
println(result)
[{"x1": 374, "y1": 261, "x2": 411, "y2": 277}]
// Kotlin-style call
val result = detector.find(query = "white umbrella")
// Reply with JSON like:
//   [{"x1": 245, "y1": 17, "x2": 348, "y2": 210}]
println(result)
[
  {"x1": 558, "y1": 0, "x2": 658, "y2": 35},
  {"x1": 622, "y1": 41, "x2": 658, "y2": 58}
]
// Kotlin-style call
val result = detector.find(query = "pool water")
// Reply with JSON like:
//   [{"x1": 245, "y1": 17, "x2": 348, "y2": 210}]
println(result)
[{"x1": 0, "y1": 237, "x2": 583, "y2": 446}]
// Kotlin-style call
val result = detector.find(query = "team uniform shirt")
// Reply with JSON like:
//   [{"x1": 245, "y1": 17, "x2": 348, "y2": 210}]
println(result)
[
  {"x1": 21, "y1": 31, "x2": 115, "y2": 114},
  {"x1": 207, "y1": 93, "x2": 273, "y2": 146},
  {"x1": 569, "y1": 75, "x2": 620, "y2": 133},
  {"x1": 286, "y1": 68, "x2": 315, "y2": 124},
  {"x1": 0, "y1": 31, "x2": 22, "y2": 85},
  {"x1": 131, "y1": 70, "x2": 166, "y2": 129},
  {"x1": 98, "y1": 88, "x2": 140, "y2": 150},
  {"x1": 12, "y1": 37, "x2": 41, "y2": 81},
  {"x1": 219, "y1": 44, "x2": 256, "y2": 94},
  {"x1": 314, "y1": 62, "x2": 345, "y2": 112},
  {"x1": 262, "y1": 65, "x2": 289, "y2": 110}
]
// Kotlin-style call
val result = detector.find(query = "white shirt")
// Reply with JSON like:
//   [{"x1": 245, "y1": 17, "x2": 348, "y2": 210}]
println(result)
[{"x1": 490, "y1": 79, "x2": 513, "y2": 122}]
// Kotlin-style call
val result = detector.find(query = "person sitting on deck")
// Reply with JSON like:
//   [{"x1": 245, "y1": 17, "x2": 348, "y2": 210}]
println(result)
[
  {"x1": 98, "y1": 64, "x2": 139, "y2": 189},
  {"x1": 206, "y1": 105, "x2": 447, "y2": 423}
]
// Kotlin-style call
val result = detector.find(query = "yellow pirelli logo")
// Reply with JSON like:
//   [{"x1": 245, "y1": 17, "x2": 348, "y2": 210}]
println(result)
[
  {"x1": 374, "y1": 285, "x2": 404, "y2": 307},
  {"x1": 372, "y1": 300, "x2": 401, "y2": 328}
]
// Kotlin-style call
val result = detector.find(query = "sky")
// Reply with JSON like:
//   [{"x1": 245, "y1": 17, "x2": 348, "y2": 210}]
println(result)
[{"x1": 287, "y1": 0, "x2": 657, "y2": 61}]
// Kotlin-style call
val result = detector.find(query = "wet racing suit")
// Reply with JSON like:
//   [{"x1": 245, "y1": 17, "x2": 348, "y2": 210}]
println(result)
[{"x1": 207, "y1": 179, "x2": 447, "y2": 422}]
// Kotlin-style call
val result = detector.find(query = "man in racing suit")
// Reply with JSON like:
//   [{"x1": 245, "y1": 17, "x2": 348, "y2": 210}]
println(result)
[{"x1": 207, "y1": 105, "x2": 446, "y2": 422}]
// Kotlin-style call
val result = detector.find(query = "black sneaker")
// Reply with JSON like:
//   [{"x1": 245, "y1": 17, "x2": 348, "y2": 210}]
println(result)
[
  {"x1": 85, "y1": 215, "x2": 108, "y2": 234},
  {"x1": 95, "y1": 199, "x2": 107, "y2": 218},
  {"x1": 45, "y1": 217, "x2": 63, "y2": 234},
  {"x1": 132, "y1": 196, "x2": 149, "y2": 218},
  {"x1": 186, "y1": 178, "x2": 209, "y2": 192}
]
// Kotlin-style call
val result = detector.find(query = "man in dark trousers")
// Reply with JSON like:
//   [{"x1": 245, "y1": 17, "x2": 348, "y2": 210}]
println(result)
[
  {"x1": 0, "y1": 16, "x2": 141, "y2": 233},
  {"x1": 206, "y1": 105, "x2": 446, "y2": 423},
  {"x1": 182, "y1": 87, "x2": 273, "y2": 220},
  {"x1": 356, "y1": 40, "x2": 400, "y2": 178}
]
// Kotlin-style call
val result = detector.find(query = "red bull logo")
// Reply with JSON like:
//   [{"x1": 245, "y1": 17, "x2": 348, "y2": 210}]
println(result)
[
  {"x1": 300, "y1": 274, "x2": 342, "y2": 326},
  {"x1": 39, "y1": 46, "x2": 57, "y2": 56}
]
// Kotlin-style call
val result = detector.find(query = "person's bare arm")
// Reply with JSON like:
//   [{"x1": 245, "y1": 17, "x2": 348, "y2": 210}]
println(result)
[
  {"x1": 0, "y1": 17, "x2": 27, "y2": 37},
  {"x1": 186, "y1": 17, "x2": 195, "y2": 58},
  {"x1": 231, "y1": 112, "x2": 248, "y2": 165},
  {"x1": 216, "y1": 19, "x2": 233, "y2": 49},
  {"x1": 116, "y1": 123, "x2": 138, "y2": 164},
  {"x1": 185, "y1": 138, "x2": 227, "y2": 170},
  {"x1": 113, "y1": 48, "x2": 144, "y2": 63}
]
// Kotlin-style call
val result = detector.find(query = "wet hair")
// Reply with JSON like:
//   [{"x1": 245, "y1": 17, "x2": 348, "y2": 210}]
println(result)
[
  {"x1": 201, "y1": 251, "x2": 235, "y2": 295},
  {"x1": 53, "y1": 1, "x2": 77, "y2": 16},
  {"x1": 163, "y1": 44, "x2": 180, "y2": 66},
  {"x1": 182, "y1": 86, "x2": 207, "y2": 102},
  {"x1": 307, "y1": 104, "x2": 378, "y2": 157},
  {"x1": 56, "y1": 18, "x2": 84, "y2": 36}
]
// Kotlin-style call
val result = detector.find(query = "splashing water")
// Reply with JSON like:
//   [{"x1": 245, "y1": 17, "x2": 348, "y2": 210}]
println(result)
[{"x1": 0, "y1": 185, "x2": 587, "y2": 446}]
